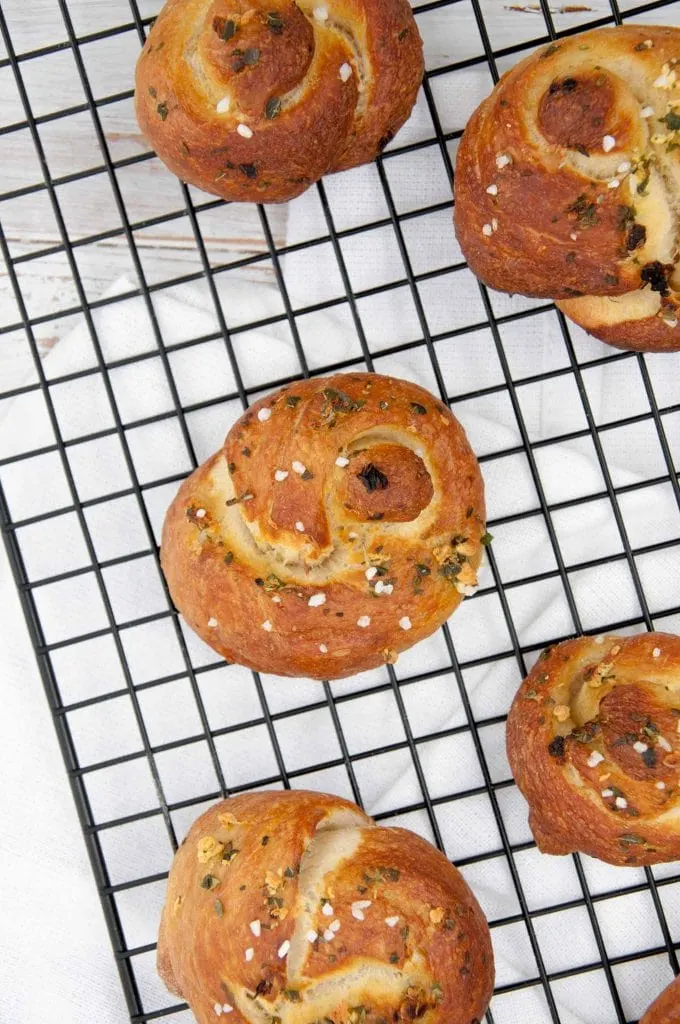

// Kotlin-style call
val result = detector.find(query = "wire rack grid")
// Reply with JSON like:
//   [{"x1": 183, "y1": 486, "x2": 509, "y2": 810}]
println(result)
[{"x1": 1, "y1": 0, "x2": 680, "y2": 1021}]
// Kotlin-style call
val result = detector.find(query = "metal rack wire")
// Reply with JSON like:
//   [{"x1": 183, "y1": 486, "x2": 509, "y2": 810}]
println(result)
[{"x1": 1, "y1": 0, "x2": 679, "y2": 1021}]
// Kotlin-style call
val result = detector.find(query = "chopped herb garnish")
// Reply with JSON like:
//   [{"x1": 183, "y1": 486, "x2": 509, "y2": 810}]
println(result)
[
  {"x1": 541, "y1": 43, "x2": 560, "y2": 58},
  {"x1": 398, "y1": 26, "x2": 409, "y2": 40},
  {"x1": 379, "y1": 400, "x2": 389, "y2": 411},
  {"x1": 222, "y1": 19, "x2": 237, "y2": 40},
  {"x1": 239, "y1": 163, "x2": 257, "y2": 179},
  {"x1": 627, "y1": 223, "x2": 646, "y2": 251},
  {"x1": 243, "y1": 47, "x2": 260, "y2": 65},
  {"x1": 357, "y1": 463, "x2": 389, "y2": 492},
  {"x1": 619, "y1": 833, "x2": 646, "y2": 846},
  {"x1": 481, "y1": 531, "x2": 493, "y2": 546},
  {"x1": 263, "y1": 574, "x2": 286, "y2": 591},
  {"x1": 641, "y1": 261, "x2": 672, "y2": 297},
  {"x1": 389, "y1": 953, "x2": 399, "y2": 963},
  {"x1": 301, "y1": 468, "x2": 314, "y2": 480},
  {"x1": 214, "y1": 898, "x2": 224, "y2": 916},
  {"x1": 661, "y1": 109, "x2": 680, "y2": 131},
  {"x1": 265, "y1": 96, "x2": 282, "y2": 119},
  {"x1": 261, "y1": 835, "x2": 270, "y2": 845},
  {"x1": 224, "y1": 551, "x2": 234, "y2": 564},
  {"x1": 410, "y1": 402, "x2": 427, "y2": 415},
  {"x1": 283, "y1": 990, "x2": 301, "y2": 1002},
  {"x1": 642, "y1": 748, "x2": 657, "y2": 768},
  {"x1": 148, "y1": 86, "x2": 157, "y2": 98},
  {"x1": 200, "y1": 874, "x2": 220, "y2": 890},
  {"x1": 283, "y1": 865, "x2": 296, "y2": 878},
  {"x1": 222, "y1": 841, "x2": 239, "y2": 862},
  {"x1": 321, "y1": 387, "x2": 365, "y2": 426},
  {"x1": 286, "y1": 395, "x2": 301, "y2": 407},
  {"x1": 157, "y1": 102, "x2": 169, "y2": 120},
  {"x1": 242, "y1": 447, "x2": 251, "y2": 457},
  {"x1": 548, "y1": 736, "x2": 566, "y2": 758},
  {"x1": 266, "y1": 11, "x2": 284, "y2": 33},
  {"x1": 226, "y1": 491, "x2": 255, "y2": 506},
  {"x1": 566, "y1": 194, "x2": 599, "y2": 229}
]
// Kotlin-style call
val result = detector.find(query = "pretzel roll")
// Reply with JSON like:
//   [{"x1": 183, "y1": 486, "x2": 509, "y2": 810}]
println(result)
[
  {"x1": 454, "y1": 25, "x2": 680, "y2": 352},
  {"x1": 641, "y1": 975, "x2": 680, "y2": 1024},
  {"x1": 134, "y1": 0, "x2": 423, "y2": 203},
  {"x1": 161, "y1": 373, "x2": 486, "y2": 680},
  {"x1": 507, "y1": 633, "x2": 680, "y2": 866},
  {"x1": 157, "y1": 790, "x2": 495, "y2": 1024}
]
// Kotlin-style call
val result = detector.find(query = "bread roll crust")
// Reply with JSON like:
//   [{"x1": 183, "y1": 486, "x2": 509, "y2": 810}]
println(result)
[
  {"x1": 160, "y1": 373, "x2": 486, "y2": 680},
  {"x1": 454, "y1": 25, "x2": 680, "y2": 351},
  {"x1": 641, "y1": 975, "x2": 680, "y2": 1024},
  {"x1": 507, "y1": 633, "x2": 680, "y2": 866},
  {"x1": 134, "y1": 0, "x2": 423, "y2": 203},
  {"x1": 157, "y1": 790, "x2": 495, "y2": 1024}
]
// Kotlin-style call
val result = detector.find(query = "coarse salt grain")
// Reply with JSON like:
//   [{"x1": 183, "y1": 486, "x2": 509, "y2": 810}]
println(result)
[
  {"x1": 587, "y1": 751, "x2": 604, "y2": 768},
  {"x1": 323, "y1": 929, "x2": 335, "y2": 942},
  {"x1": 615, "y1": 796, "x2": 628, "y2": 809},
  {"x1": 278, "y1": 940, "x2": 290, "y2": 958},
  {"x1": 496, "y1": 153, "x2": 512, "y2": 169},
  {"x1": 274, "y1": 469, "x2": 289, "y2": 481},
  {"x1": 382, "y1": 583, "x2": 394, "y2": 595},
  {"x1": 307, "y1": 929, "x2": 318, "y2": 942},
  {"x1": 292, "y1": 460, "x2": 306, "y2": 475},
  {"x1": 335, "y1": 456, "x2": 350, "y2": 467},
  {"x1": 608, "y1": 179, "x2": 620, "y2": 189},
  {"x1": 491, "y1": 217, "x2": 498, "y2": 231},
  {"x1": 257, "y1": 407, "x2": 271, "y2": 421},
  {"x1": 352, "y1": 900, "x2": 372, "y2": 920},
  {"x1": 385, "y1": 915, "x2": 400, "y2": 927},
  {"x1": 319, "y1": 643, "x2": 328, "y2": 653},
  {"x1": 245, "y1": 947, "x2": 254, "y2": 961},
  {"x1": 399, "y1": 616, "x2": 412, "y2": 631},
  {"x1": 313, "y1": 5, "x2": 328, "y2": 18},
  {"x1": 308, "y1": 593, "x2": 326, "y2": 607},
  {"x1": 295, "y1": 521, "x2": 305, "y2": 532},
  {"x1": 656, "y1": 781, "x2": 666, "y2": 790},
  {"x1": 216, "y1": 97, "x2": 231, "y2": 114},
  {"x1": 617, "y1": 161, "x2": 632, "y2": 174},
  {"x1": 249, "y1": 920, "x2": 261, "y2": 937},
  {"x1": 601, "y1": 789, "x2": 614, "y2": 798},
  {"x1": 602, "y1": 135, "x2": 616, "y2": 152},
  {"x1": 374, "y1": 580, "x2": 385, "y2": 594},
  {"x1": 339, "y1": 62, "x2": 352, "y2": 82},
  {"x1": 658, "y1": 736, "x2": 673, "y2": 752},
  {"x1": 271, "y1": 595, "x2": 281, "y2": 603},
  {"x1": 633, "y1": 741, "x2": 648, "y2": 753},
  {"x1": 365, "y1": 567, "x2": 378, "y2": 580},
  {"x1": 262, "y1": 620, "x2": 273, "y2": 632},
  {"x1": 215, "y1": 1006, "x2": 222, "y2": 1017},
  {"x1": 357, "y1": 615, "x2": 371, "y2": 628},
  {"x1": 570, "y1": 232, "x2": 578, "y2": 240},
  {"x1": 486, "y1": 183, "x2": 498, "y2": 195},
  {"x1": 482, "y1": 223, "x2": 493, "y2": 237},
  {"x1": 329, "y1": 919, "x2": 341, "y2": 932},
  {"x1": 594, "y1": 635, "x2": 605, "y2": 644},
  {"x1": 653, "y1": 647, "x2": 661, "y2": 658},
  {"x1": 208, "y1": 617, "x2": 218, "y2": 628},
  {"x1": 195, "y1": 508, "x2": 206, "y2": 518},
  {"x1": 237, "y1": 124, "x2": 253, "y2": 138},
  {"x1": 322, "y1": 902, "x2": 334, "y2": 916},
  {"x1": 641, "y1": 105, "x2": 655, "y2": 117}
]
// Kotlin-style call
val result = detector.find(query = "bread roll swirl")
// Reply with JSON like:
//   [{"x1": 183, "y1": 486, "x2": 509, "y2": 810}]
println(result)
[{"x1": 507, "y1": 632, "x2": 680, "y2": 865}]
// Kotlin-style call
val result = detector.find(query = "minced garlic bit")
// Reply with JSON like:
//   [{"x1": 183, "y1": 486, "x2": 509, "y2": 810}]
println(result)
[
  {"x1": 641, "y1": 105, "x2": 655, "y2": 117},
  {"x1": 365, "y1": 567, "x2": 378, "y2": 580},
  {"x1": 216, "y1": 97, "x2": 231, "y2": 114},
  {"x1": 496, "y1": 152, "x2": 512, "y2": 169},
  {"x1": 319, "y1": 643, "x2": 328, "y2": 653},
  {"x1": 274, "y1": 469, "x2": 289, "y2": 481},
  {"x1": 486, "y1": 183, "x2": 498, "y2": 195},
  {"x1": 295, "y1": 521, "x2": 305, "y2": 532},
  {"x1": 214, "y1": 1004, "x2": 234, "y2": 1016},
  {"x1": 208, "y1": 617, "x2": 218, "y2": 628},
  {"x1": 198, "y1": 836, "x2": 225, "y2": 863},
  {"x1": 608, "y1": 179, "x2": 620, "y2": 189},
  {"x1": 278, "y1": 939, "x2": 291, "y2": 958},
  {"x1": 385, "y1": 915, "x2": 400, "y2": 927},
  {"x1": 652, "y1": 647, "x2": 661, "y2": 658},
  {"x1": 323, "y1": 928, "x2": 335, "y2": 941},
  {"x1": 615, "y1": 796, "x2": 628, "y2": 809},
  {"x1": 553, "y1": 704, "x2": 570, "y2": 722},
  {"x1": 292, "y1": 460, "x2": 306, "y2": 474},
  {"x1": 322, "y1": 902, "x2": 334, "y2": 916},
  {"x1": 601, "y1": 788, "x2": 614, "y2": 798},
  {"x1": 339, "y1": 62, "x2": 352, "y2": 82},
  {"x1": 245, "y1": 947, "x2": 254, "y2": 961},
  {"x1": 357, "y1": 615, "x2": 371, "y2": 628},
  {"x1": 399, "y1": 616, "x2": 412, "y2": 631},
  {"x1": 249, "y1": 919, "x2": 261, "y2": 937},
  {"x1": 657, "y1": 735, "x2": 672, "y2": 752},
  {"x1": 602, "y1": 135, "x2": 616, "y2": 152},
  {"x1": 656, "y1": 781, "x2": 666, "y2": 790},
  {"x1": 654, "y1": 64, "x2": 677, "y2": 89},
  {"x1": 262, "y1": 620, "x2": 273, "y2": 632},
  {"x1": 352, "y1": 900, "x2": 372, "y2": 920},
  {"x1": 307, "y1": 929, "x2": 318, "y2": 942},
  {"x1": 491, "y1": 217, "x2": 498, "y2": 231},
  {"x1": 482, "y1": 223, "x2": 493, "y2": 237},
  {"x1": 237, "y1": 124, "x2": 253, "y2": 138},
  {"x1": 329, "y1": 919, "x2": 341, "y2": 933},
  {"x1": 257, "y1": 407, "x2": 271, "y2": 421},
  {"x1": 587, "y1": 750, "x2": 604, "y2": 768},
  {"x1": 195, "y1": 508, "x2": 206, "y2": 519},
  {"x1": 335, "y1": 455, "x2": 350, "y2": 467},
  {"x1": 617, "y1": 161, "x2": 631, "y2": 174},
  {"x1": 633, "y1": 741, "x2": 648, "y2": 754},
  {"x1": 308, "y1": 593, "x2": 326, "y2": 607}
]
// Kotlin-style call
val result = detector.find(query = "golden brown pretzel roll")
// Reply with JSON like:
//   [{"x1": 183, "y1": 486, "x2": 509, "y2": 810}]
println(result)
[
  {"x1": 157, "y1": 790, "x2": 495, "y2": 1024},
  {"x1": 134, "y1": 0, "x2": 423, "y2": 203},
  {"x1": 641, "y1": 975, "x2": 680, "y2": 1024},
  {"x1": 506, "y1": 633, "x2": 680, "y2": 866},
  {"x1": 454, "y1": 25, "x2": 680, "y2": 352},
  {"x1": 160, "y1": 373, "x2": 486, "y2": 680}
]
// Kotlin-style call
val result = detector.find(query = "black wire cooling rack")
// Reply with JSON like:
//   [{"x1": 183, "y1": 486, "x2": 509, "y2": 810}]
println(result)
[{"x1": 1, "y1": 0, "x2": 680, "y2": 1021}]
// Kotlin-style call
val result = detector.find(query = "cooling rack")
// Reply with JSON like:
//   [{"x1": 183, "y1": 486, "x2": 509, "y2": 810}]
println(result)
[{"x1": 1, "y1": 0, "x2": 679, "y2": 1021}]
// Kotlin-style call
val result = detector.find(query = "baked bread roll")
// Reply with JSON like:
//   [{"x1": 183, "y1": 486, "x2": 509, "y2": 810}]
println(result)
[
  {"x1": 161, "y1": 373, "x2": 486, "y2": 680},
  {"x1": 506, "y1": 633, "x2": 680, "y2": 865},
  {"x1": 134, "y1": 0, "x2": 423, "y2": 203},
  {"x1": 454, "y1": 25, "x2": 680, "y2": 352},
  {"x1": 641, "y1": 975, "x2": 680, "y2": 1024},
  {"x1": 157, "y1": 790, "x2": 495, "y2": 1024}
]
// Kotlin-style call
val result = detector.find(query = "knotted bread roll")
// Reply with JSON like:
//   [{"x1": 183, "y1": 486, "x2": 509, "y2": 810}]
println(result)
[
  {"x1": 161, "y1": 373, "x2": 486, "y2": 679},
  {"x1": 641, "y1": 975, "x2": 680, "y2": 1024},
  {"x1": 157, "y1": 790, "x2": 495, "y2": 1024},
  {"x1": 134, "y1": 0, "x2": 423, "y2": 203},
  {"x1": 454, "y1": 25, "x2": 680, "y2": 352},
  {"x1": 507, "y1": 633, "x2": 680, "y2": 866}
]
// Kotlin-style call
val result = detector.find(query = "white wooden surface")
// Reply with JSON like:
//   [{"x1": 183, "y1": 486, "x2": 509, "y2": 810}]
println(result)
[{"x1": 1, "y1": 0, "x2": 675, "y2": 394}]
